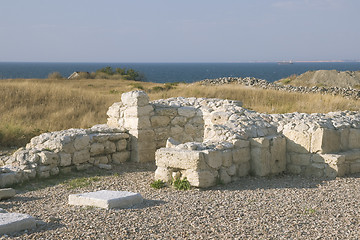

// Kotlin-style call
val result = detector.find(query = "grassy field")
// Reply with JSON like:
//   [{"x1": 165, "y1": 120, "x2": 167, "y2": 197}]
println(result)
[{"x1": 1, "y1": 78, "x2": 360, "y2": 147}]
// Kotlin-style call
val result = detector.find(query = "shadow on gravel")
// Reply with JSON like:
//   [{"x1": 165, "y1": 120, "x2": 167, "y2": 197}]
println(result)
[
  {"x1": 202, "y1": 173, "x2": 360, "y2": 192},
  {"x1": 132, "y1": 199, "x2": 167, "y2": 209}
]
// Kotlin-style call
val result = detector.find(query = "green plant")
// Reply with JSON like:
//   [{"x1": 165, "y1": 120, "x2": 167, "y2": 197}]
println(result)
[
  {"x1": 172, "y1": 177, "x2": 191, "y2": 190},
  {"x1": 150, "y1": 179, "x2": 166, "y2": 189},
  {"x1": 64, "y1": 176, "x2": 100, "y2": 189},
  {"x1": 109, "y1": 89, "x2": 120, "y2": 94},
  {"x1": 304, "y1": 208, "x2": 316, "y2": 215}
]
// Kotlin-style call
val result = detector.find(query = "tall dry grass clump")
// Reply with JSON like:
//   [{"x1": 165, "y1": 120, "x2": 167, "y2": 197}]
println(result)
[{"x1": 1, "y1": 79, "x2": 359, "y2": 147}]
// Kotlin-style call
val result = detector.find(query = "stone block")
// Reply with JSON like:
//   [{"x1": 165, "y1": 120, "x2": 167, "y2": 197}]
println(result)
[
  {"x1": 290, "y1": 153, "x2": 311, "y2": 166},
  {"x1": 121, "y1": 90, "x2": 149, "y2": 107},
  {"x1": 182, "y1": 169, "x2": 216, "y2": 188},
  {"x1": 219, "y1": 167, "x2": 232, "y2": 184},
  {"x1": 116, "y1": 139, "x2": 128, "y2": 151},
  {"x1": 350, "y1": 162, "x2": 360, "y2": 174},
  {"x1": 103, "y1": 141, "x2": 116, "y2": 154},
  {"x1": 349, "y1": 128, "x2": 360, "y2": 149},
  {"x1": 108, "y1": 133, "x2": 129, "y2": 141},
  {"x1": 250, "y1": 137, "x2": 269, "y2": 148},
  {"x1": 154, "y1": 167, "x2": 172, "y2": 182},
  {"x1": 226, "y1": 164, "x2": 237, "y2": 176},
  {"x1": 184, "y1": 124, "x2": 197, "y2": 135},
  {"x1": 250, "y1": 147, "x2": 270, "y2": 176},
  {"x1": 319, "y1": 154, "x2": 345, "y2": 165},
  {"x1": 304, "y1": 166, "x2": 324, "y2": 177},
  {"x1": 238, "y1": 162, "x2": 250, "y2": 177},
  {"x1": 283, "y1": 129, "x2": 311, "y2": 153},
  {"x1": 0, "y1": 213, "x2": 36, "y2": 235},
  {"x1": 222, "y1": 150, "x2": 233, "y2": 167},
  {"x1": 59, "y1": 153, "x2": 72, "y2": 167},
  {"x1": 39, "y1": 151, "x2": 59, "y2": 165},
  {"x1": 232, "y1": 139, "x2": 250, "y2": 148},
  {"x1": 69, "y1": 190, "x2": 143, "y2": 209},
  {"x1": 171, "y1": 116, "x2": 188, "y2": 126},
  {"x1": 311, "y1": 128, "x2": 340, "y2": 153},
  {"x1": 73, "y1": 150, "x2": 90, "y2": 165},
  {"x1": 178, "y1": 106, "x2": 196, "y2": 118},
  {"x1": 269, "y1": 135, "x2": 286, "y2": 174},
  {"x1": 232, "y1": 148, "x2": 250, "y2": 164},
  {"x1": 343, "y1": 150, "x2": 360, "y2": 161},
  {"x1": 203, "y1": 150, "x2": 222, "y2": 169},
  {"x1": 155, "y1": 107, "x2": 178, "y2": 117},
  {"x1": 74, "y1": 135, "x2": 90, "y2": 151},
  {"x1": 50, "y1": 167, "x2": 59, "y2": 176},
  {"x1": 132, "y1": 149, "x2": 155, "y2": 163},
  {"x1": 0, "y1": 188, "x2": 16, "y2": 200},
  {"x1": 339, "y1": 128, "x2": 350, "y2": 151},
  {"x1": 124, "y1": 105, "x2": 153, "y2": 118},
  {"x1": 287, "y1": 164, "x2": 302, "y2": 174},
  {"x1": 112, "y1": 152, "x2": 130, "y2": 164},
  {"x1": 150, "y1": 116, "x2": 170, "y2": 128},
  {"x1": 90, "y1": 143, "x2": 105, "y2": 156},
  {"x1": 124, "y1": 117, "x2": 151, "y2": 130},
  {"x1": 156, "y1": 148, "x2": 207, "y2": 170}
]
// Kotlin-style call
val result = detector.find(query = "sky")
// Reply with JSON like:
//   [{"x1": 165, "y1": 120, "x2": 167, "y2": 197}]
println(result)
[{"x1": 0, "y1": 0, "x2": 359, "y2": 62}]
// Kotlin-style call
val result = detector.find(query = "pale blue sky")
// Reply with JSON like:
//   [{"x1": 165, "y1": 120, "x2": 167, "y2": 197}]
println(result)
[{"x1": 1, "y1": 0, "x2": 359, "y2": 62}]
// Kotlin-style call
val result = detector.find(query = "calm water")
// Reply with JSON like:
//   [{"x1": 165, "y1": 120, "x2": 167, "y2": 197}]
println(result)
[{"x1": 0, "y1": 62, "x2": 359, "y2": 83}]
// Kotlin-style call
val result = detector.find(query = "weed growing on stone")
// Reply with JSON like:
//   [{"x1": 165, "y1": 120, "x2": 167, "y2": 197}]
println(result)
[
  {"x1": 150, "y1": 179, "x2": 166, "y2": 189},
  {"x1": 65, "y1": 176, "x2": 101, "y2": 189},
  {"x1": 172, "y1": 177, "x2": 191, "y2": 190}
]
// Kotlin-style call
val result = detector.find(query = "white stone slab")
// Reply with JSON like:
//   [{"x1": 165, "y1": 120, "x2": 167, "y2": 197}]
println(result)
[
  {"x1": 0, "y1": 213, "x2": 36, "y2": 235},
  {"x1": 68, "y1": 190, "x2": 143, "y2": 209}
]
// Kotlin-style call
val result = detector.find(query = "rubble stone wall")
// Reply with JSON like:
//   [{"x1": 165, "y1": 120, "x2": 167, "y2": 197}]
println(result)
[{"x1": 0, "y1": 125, "x2": 130, "y2": 187}]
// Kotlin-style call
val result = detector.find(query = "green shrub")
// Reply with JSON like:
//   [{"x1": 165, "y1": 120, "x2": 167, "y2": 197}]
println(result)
[
  {"x1": 130, "y1": 83, "x2": 144, "y2": 90},
  {"x1": 150, "y1": 179, "x2": 166, "y2": 189},
  {"x1": 172, "y1": 177, "x2": 191, "y2": 190}
]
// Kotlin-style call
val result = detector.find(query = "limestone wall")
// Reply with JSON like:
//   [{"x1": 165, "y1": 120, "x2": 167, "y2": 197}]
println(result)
[{"x1": 0, "y1": 125, "x2": 130, "y2": 187}]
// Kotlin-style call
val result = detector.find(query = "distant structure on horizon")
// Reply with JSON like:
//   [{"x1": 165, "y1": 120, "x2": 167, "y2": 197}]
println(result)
[{"x1": 277, "y1": 61, "x2": 294, "y2": 65}]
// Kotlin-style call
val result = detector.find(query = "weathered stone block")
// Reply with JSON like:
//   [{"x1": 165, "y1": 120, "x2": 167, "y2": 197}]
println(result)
[
  {"x1": 269, "y1": 135, "x2": 286, "y2": 174},
  {"x1": 124, "y1": 116, "x2": 151, "y2": 130},
  {"x1": 232, "y1": 139, "x2": 250, "y2": 148},
  {"x1": 112, "y1": 152, "x2": 130, "y2": 164},
  {"x1": 339, "y1": 128, "x2": 350, "y2": 151},
  {"x1": 39, "y1": 151, "x2": 59, "y2": 165},
  {"x1": 121, "y1": 90, "x2": 149, "y2": 107},
  {"x1": 250, "y1": 137, "x2": 269, "y2": 148},
  {"x1": 349, "y1": 128, "x2": 360, "y2": 149},
  {"x1": 250, "y1": 147, "x2": 270, "y2": 176},
  {"x1": 90, "y1": 143, "x2": 105, "y2": 156},
  {"x1": 219, "y1": 167, "x2": 232, "y2": 184},
  {"x1": 171, "y1": 116, "x2": 188, "y2": 126},
  {"x1": 116, "y1": 139, "x2": 128, "y2": 151},
  {"x1": 204, "y1": 150, "x2": 222, "y2": 169},
  {"x1": 74, "y1": 135, "x2": 90, "y2": 151},
  {"x1": 237, "y1": 161, "x2": 250, "y2": 177},
  {"x1": 155, "y1": 107, "x2": 178, "y2": 117},
  {"x1": 0, "y1": 188, "x2": 16, "y2": 200},
  {"x1": 73, "y1": 150, "x2": 90, "y2": 164},
  {"x1": 154, "y1": 167, "x2": 172, "y2": 182},
  {"x1": 178, "y1": 106, "x2": 196, "y2": 118},
  {"x1": 232, "y1": 148, "x2": 250, "y2": 164},
  {"x1": 226, "y1": 164, "x2": 237, "y2": 176},
  {"x1": 156, "y1": 148, "x2": 207, "y2": 170},
  {"x1": 311, "y1": 128, "x2": 340, "y2": 153},
  {"x1": 222, "y1": 150, "x2": 233, "y2": 167},
  {"x1": 182, "y1": 169, "x2": 216, "y2": 188},
  {"x1": 104, "y1": 141, "x2": 117, "y2": 154},
  {"x1": 286, "y1": 164, "x2": 302, "y2": 174},
  {"x1": 124, "y1": 105, "x2": 153, "y2": 118},
  {"x1": 290, "y1": 153, "x2": 311, "y2": 166},
  {"x1": 0, "y1": 213, "x2": 36, "y2": 235},
  {"x1": 59, "y1": 153, "x2": 72, "y2": 167},
  {"x1": 150, "y1": 116, "x2": 170, "y2": 128},
  {"x1": 283, "y1": 129, "x2": 311, "y2": 153}
]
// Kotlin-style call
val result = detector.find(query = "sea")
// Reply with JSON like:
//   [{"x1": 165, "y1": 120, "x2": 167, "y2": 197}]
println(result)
[{"x1": 0, "y1": 62, "x2": 359, "y2": 83}]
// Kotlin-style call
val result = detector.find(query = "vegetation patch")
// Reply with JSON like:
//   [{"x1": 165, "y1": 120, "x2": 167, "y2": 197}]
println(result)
[
  {"x1": 64, "y1": 176, "x2": 101, "y2": 189},
  {"x1": 150, "y1": 179, "x2": 166, "y2": 189},
  {"x1": 172, "y1": 177, "x2": 191, "y2": 190}
]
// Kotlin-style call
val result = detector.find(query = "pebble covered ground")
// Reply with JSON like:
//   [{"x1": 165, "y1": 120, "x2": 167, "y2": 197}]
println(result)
[{"x1": 1, "y1": 163, "x2": 360, "y2": 239}]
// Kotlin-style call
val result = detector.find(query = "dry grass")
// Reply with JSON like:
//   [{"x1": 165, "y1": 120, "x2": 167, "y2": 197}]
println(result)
[{"x1": 1, "y1": 79, "x2": 359, "y2": 147}]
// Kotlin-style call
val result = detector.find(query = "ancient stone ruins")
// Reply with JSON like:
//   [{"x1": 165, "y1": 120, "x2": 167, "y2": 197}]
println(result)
[{"x1": 1, "y1": 90, "x2": 360, "y2": 188}]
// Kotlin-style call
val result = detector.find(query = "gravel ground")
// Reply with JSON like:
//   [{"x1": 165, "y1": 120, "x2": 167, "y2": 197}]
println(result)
[{"x1": 1, "y1": 162, "x2": 360, "y2": 239}]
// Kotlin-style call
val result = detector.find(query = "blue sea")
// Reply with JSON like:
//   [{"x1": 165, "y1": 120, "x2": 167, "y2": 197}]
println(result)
[{"x1": 0, "y1": 62, "x2": 359, "y2": 83}]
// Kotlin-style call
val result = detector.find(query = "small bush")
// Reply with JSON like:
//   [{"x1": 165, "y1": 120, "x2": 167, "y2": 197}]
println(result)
[
  {"x1": 172, "y1": 177, "x2": 191, "y2": 190},
  {"x1": 48, "y1": 72, "x2": 63, "y2": 79},
  {"x1": 130, "y1": 83, "x2": 144, "y2": 90},
  {"x1": 150, "y1": 179, "x2": 166, "y2": 189},
  {"x1": 64, "y1": 176, "x2": 100, "y2": 189}
]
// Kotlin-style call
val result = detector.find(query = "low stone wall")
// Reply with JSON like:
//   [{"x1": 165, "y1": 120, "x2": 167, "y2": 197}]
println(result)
[
  {"x1": 200, "y1": 77, "x2": 360, "y2": 99},
  {"x1": 0, "y1": 125, "x2": 130, "y2": 187}
]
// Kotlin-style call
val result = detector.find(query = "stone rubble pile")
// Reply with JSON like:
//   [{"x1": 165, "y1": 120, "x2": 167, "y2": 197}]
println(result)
[
  {"x1": 0, "y1": 125, "x2": 130, "y2": 187},
  {"x1": 200, "y1": 77, "x2": 360, "y2": 99}
]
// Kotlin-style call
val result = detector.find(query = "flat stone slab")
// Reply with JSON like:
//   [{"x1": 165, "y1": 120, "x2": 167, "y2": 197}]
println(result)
[
  {"x1": 0, "y1": 213, "x2": 36, "y2": 235},
  {"x1": 68, "y1": 190, "x2": 143, "y2": 209},
  {"x1": 0, "y1": 188, "x2": 16, "y2": 200}
]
